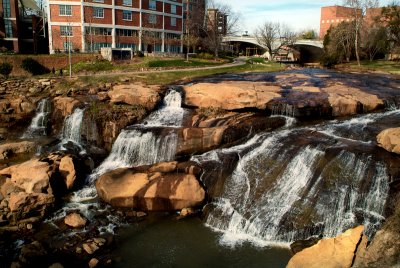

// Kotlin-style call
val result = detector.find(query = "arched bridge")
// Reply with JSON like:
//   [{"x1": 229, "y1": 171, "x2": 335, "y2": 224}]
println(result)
[{"x1": 222, "y1": 36, "x2": 324, "y2": 62}]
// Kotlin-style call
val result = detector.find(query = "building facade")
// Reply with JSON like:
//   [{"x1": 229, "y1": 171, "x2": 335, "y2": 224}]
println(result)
[
  {"x1": 319, "y1": 5, "x2": 361, "y2": 39},
  {"x1": 207, "y1": 8, "x2": 227, "y2": 35},
  {"x1": 47, "y1": 0, "x2": 183, "y2": 53},
  {"x1": 0, "y1": 0, "x2": 48, "y2": 53}
]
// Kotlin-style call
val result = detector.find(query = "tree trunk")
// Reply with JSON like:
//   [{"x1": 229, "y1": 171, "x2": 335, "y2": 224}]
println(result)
[{"x1": 355, "y1": 22, "x2": 361, "y2": 66}]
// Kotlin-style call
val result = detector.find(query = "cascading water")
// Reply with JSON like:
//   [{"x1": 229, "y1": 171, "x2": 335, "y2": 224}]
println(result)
[
  {"x1": 91, "y1": 89, "x2": 185, "y2": 179},
  {"x1": 21, "y1": 99, "x2": 51, "y2": 138},
  {"x1": 60, "y1": 108, "x2": 85, "y2": 145},
  {"x1": 193, "y1": 109, "x2": 398, "y2": 247}
]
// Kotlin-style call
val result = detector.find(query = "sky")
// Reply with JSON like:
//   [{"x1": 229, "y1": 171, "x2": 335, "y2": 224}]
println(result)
[{"x1": 217, "y1": 0, "x2": 394, "y2": 35}]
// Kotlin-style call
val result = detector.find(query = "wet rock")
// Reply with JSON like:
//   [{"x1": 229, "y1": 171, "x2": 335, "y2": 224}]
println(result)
[
  {"x1": 183, "y1": 81, "x2": 281, "y2": 110},
  {"x1": 179, "y1": 207, "x2": 195, "y2": 217},
  {"x1": 96, "y1": 164, "x2": 205, "y2": 211},
  {"x1": 108, "y1": 83, "x2": 160, "y2": 110},
  {"x1": 377, "y1": 128, "x2": 400, "y2": 154},
  {"x1": 0, "y1": 141, "x2": 36, "y2": 160},
  {"x1": 64, "y1": 212, "x2": 87, "y2": 228},
  {"x1": 148, "y1": 161, "x2": 178, "y2": 173},
  {"x1": 19, "y1": 241, "x2": 47, "y2": 264},
  {"x1": 97, "y1": 92, "x2": 109, "y2": 101},
  {"x1": 89, "y1": 258, "x2": 99, "y2": 268},
  {"x1": 286, "y1": 225, "x2": 366, "y2": 268},
  {"x1": 59, "y1": 156, "x2": 76, "y2": 190},
  {"x1": 0, "y1": 159, "x2": 53, "y2": 194},
  {"x1": 290, "y1": 236, "x2": 321, "y2": 254},
  {"x1": 49, "y1": 263, "x2": 64, "y2": 268},
  {"x1": 82, "y1": 238, "x2": 106, "y2": 255},
  {"x1": 8, "y1": 192, "x2": 54, "y2": 217},
  {"x1": 53, "y1": 97, "x2": 81, "y2": 117}
]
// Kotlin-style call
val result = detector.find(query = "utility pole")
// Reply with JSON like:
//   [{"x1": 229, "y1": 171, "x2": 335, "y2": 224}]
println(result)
[{"x1": 68, "y1": 24, "x2": 72, "y2": 77}]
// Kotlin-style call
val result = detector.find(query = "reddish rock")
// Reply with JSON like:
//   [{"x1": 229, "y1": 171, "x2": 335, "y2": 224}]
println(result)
[
  {"x1": 108, "y1": 83, "x2": 160, "y2": 110},
  {"x1": 376, "y1": 128, "x2": 400, "y2": 154},
  {"x1": 64, "y1": 212, "x2": 87, "y2": 228}
]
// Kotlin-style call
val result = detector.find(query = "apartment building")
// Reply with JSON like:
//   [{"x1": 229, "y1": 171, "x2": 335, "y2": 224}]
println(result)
[
  {"x1": 0, "y1": 0, "x2": 48, "y2": 53},
  {"x1": 207, "y1": 8, "x2": 227, "y2": 35},
  {"x1": 47, "y1": 0, "x2": 183, "y2": 53},
  {"x1": 320, "y1": 6, "x2": 361, "y2": 39}
]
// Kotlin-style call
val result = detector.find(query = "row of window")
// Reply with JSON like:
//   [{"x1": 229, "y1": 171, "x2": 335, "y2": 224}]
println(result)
[
  {"x1": 321, "y1": 18, "x2": 351, "y2": 24},
  {"x1": 58, "y1": 1, "x2": 178, "y2": 16},
  {"x1": 60, "y1": 26, "x2": 180, "y2": 37}
]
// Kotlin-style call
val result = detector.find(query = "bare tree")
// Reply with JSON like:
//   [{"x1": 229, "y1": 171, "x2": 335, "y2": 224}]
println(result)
[
  {"x1": 255, "y1": 22, "x2": 297, "y2": 60},
  {"x1": 203, "y1": 0, "x2": 240, "y2": 58},
  {"x1": 343, "y1": 0, "x2": 379, "y2": 66}
]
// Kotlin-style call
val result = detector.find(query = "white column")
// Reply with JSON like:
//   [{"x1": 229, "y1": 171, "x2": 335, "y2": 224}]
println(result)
[
  {"x1": 112, "y1": 0, "x2": 116, "y2": 48},
  {"x1": 81, "y1": 0, "x2": 86, "y2": 52},
  {"x1": 47, "y1": 3, "x2": 54, "y2": 53},
  {"x1": 138, "y1": 0, "x2": 142, "y2": 51}
]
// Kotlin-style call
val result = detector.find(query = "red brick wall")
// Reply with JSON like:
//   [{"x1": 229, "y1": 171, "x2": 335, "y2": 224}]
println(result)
[
  {"x1": 320, "y1": 6, "x2": 362, "y2": 38},
  {"x1": 115, "y1": 10, "x2": 140, "y2": 26},
  {"x1": 115, "y1": 0, "x2": 140, "y2": 8},
  {"x1": 50, "y1": 4, "x2": 81, "y2": 23},
  {"x1": 51, "y1": 25, "x2": 83, "y2": 51},
  {"x1": 84, "y1": 7, "x2": 113, "y2": 24},
  {"x1": 164, "y1": 17, "x2": 182, "y2": 31}
]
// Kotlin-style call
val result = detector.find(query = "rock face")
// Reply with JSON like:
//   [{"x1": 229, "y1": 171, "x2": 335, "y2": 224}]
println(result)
[
  {"x1": 108, "y1": 83, "x2": 160, "y2": 110},
  {"x1": 96, "y1": 162, "x2": 205, "y2": 211},
  {"x1": 183, "y1": 82, "x2": 281, "y2": 110},
  {"x1": 59, "y1": 156, "x2": 77, "y2": 190},
  {"x1": 0, "y1": 141, "x2": 36, "y2": 160},
  {"x1": 377, "y1": 128, "x2": 400, "y2": 154},
  {"x1": 53, "y1": 97, "x2": 81, "y2": 117},
  {"x1": 64, "y1": 212, "x2": 87, "y2": 228},
  {"x1": 286, "y1": 226, "x2": 366, "y2": 268},
  {"x1": 183, "y1": 80, "x2": 386, "y2": 118}
]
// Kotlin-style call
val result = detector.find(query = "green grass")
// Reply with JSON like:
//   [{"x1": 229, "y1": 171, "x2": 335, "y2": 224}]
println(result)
[
  {"x1": 247, "y1": 57, "x2": 267, "y2": 64},
  {"x1": 147, "y1": 59, "x2": 222, "y2": 68},
  {"x1": 338, "y1": 60, "x2": 400, "y2": 74},
  {"x1": 72, "y1": 60, "x2": 114, "y2": 73}
]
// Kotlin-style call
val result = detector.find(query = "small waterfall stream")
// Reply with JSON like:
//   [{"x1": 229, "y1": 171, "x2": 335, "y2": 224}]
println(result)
[
  {"x1": 21, "y1": 99, "x2": 51, "y2": 138},
  {"x1": 60, "y1": 108, "x2": 85, "y2": 145},
  {"x1": 193, "y1": 109, "x2": 399, "y2": 247}
]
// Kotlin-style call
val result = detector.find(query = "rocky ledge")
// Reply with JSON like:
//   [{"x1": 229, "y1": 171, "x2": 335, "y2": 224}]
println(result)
[
  {"x1": 96, "y1": 161, "x2": 205, "y2": 211},
  {"x1": 377, "y1": 127, "x2": 400, "y2": 154}
]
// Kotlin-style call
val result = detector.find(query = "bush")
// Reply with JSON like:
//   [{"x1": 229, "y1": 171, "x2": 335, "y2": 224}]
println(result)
[
  {"x1": 21, "y1": 58, "x2": 49, "y2": 75},
  {"x1": 135, "y1": 51, "x2": 144, "y2": 57},
  {"x1": 196, "y1": 52, "x2": 214, "y2": 60},
  {"x1": 0, "y1": 62, "x2": 13, "y2": 78},
  {"x1": 320, "y1": 53, "x2": 338, "y2": 68}
]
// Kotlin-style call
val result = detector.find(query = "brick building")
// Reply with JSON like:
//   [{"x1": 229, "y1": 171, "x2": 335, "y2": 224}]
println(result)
[
  {"x1": 47, "y1": 0, "x2": 184, "y2": 53},
  {"x1": 207, "y1": 8, "x2": 227, "y2": 35},
  {"x1": 319, "y1": 6, "x2": 361, "y2": 39},
  {"x1": 0, "y1": 0, "x2": 48, "y2": 53}
]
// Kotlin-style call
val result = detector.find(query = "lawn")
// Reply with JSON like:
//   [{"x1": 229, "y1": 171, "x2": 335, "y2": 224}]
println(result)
[{"x1": 337, "y1": 60, "x2": 400, "y2": 74}]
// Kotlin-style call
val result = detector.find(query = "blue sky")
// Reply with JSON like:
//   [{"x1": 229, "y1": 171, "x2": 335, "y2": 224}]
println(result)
[{"x1": 218, "y1": 0, "x2": 394, "y2": 34}]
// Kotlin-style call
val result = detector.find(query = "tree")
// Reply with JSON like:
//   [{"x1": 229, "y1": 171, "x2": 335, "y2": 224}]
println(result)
[
  {"x1": 255, "y1": 22, "x2": 297, "y2": 60},
  {"x1": 363, "y1": 26, "x2": 389, "y2": 60},
  {"x1": 0, "y1": 62, "x2": 12, "y2": 78},
  {"x1": 203, "y1": 0, "x2": 240, "y2": 58},
  {"x1": 378, "y1": 2, "x2": 400, "y2": 52},
  {"x1": 343, "y1": 0, "x2": 379, "y2": 66},
  {"x1": 300, "y1": 29, "x2": 318, "y2": 40}
]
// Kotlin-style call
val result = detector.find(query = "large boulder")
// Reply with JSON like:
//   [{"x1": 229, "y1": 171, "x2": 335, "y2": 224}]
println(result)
[
  {"x1": 183, "y1": 82, "x2": 281, "y2": 110},
  {"x1": 96, "y1": 162, "x2": 205, "y2": 211},
  {"x1": 59, "y1": 155, "x2": 77, "y2": 190},
  {"x1": 8, "y1": 192, "x2": 54, "y2": 221},
  {"x1": 53, "y1": 97, "x2": 81, "y2": 117},
  {"x1": 64, "y1": 212, "x2": 87, "y2": 228},
  {"x1": 376, "y1": 128, "x2": 400, "y2": 154},
  {"x1": 0, "y1": 141, "x2": 36, "y2": 160},
  {"x1": 286, "y1": 226, "x2": 366, "y2": 268},
  {"x1": 108, "y1": 83, "x2": 160, "y2": 110},
  {"x1": 0, "y1": 159, "x2": 54, "y2": 194}
]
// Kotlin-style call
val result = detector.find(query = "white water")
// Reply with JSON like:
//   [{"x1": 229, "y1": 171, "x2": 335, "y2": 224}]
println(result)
[
  {"x1": 21, "y1": 99, "x2": 51, "y2": 138},
  {"x1": 60, "y1": 108, "x2": 85, "y2": 145},
  {"x1": 197, "y1": 110, "x2": 395, "y2": 247}
]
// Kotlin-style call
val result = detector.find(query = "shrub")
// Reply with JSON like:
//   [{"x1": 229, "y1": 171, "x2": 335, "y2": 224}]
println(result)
[
  {"x1": 21, "y1": 58, "x2": 49, "y2": 75},
  {"x1": 320, "y1": 53, "x2": 338, "y2": 68},
  {"x1": 0, "y1": 62, "x2": 13, "y2": 78},
  {"x1": 196, "y1": 52, "x2": 214, "y2": 60},
  {"x1": 135, "y1": 50, "x2": 144, "y2": 57}
]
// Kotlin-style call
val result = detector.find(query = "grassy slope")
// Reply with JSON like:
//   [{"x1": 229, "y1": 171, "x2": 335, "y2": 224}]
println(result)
[{"x1": 337, "y1": 60, "x2": 400, "y2": 74}]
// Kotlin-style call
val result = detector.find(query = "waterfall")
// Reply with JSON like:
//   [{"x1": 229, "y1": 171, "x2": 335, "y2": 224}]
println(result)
[
  {"x1": 196, "y1": 110, "x2": 395, "y2": 247},
  {"x1": 21, "y1": 99, "x2": 51, "y2": 138},
  {"x1": 90, "y1": 89, "x2": 184, "y2": 180},
  {"x1": 60, "y1": 108, "x2": 85, "y2": 145}
]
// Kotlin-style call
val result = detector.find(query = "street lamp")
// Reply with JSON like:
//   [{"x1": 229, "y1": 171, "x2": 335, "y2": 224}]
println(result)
[{"x1": 68, "y1": 23, "x2": 72, "y2": 78}]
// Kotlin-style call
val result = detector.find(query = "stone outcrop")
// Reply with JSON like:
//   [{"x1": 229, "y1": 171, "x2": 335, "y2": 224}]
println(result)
[
  {"x1": 64, "y1": 212, "x2": 87, "y2": 228},
  {"x1": 183, "y1": 81, "x2": 281, "y2": 110},
  {"x1": 59, "y1": 156, "x2": 77, "y2": 190},
  {"x1": 286, "y1": 226, "x2": 366, "y2": 268},
  {"x1": 108, "y1": 83, "x2": 161, "y2": 110},
  {"x1": 53, "y1": 97, "x2": 81, "y2": 117},
  {"x1": 96, "y1": 162, "x2": 205, "y2": 211},
  {"x1": 376, "y1": 128, "x2": 400, "y2": 154},
  {"x1": 0, "y1": 141, "x2": 36, "y2": 160},
  {"x1": 183, "y1": 80, "x2": 386, "y2": 119}
]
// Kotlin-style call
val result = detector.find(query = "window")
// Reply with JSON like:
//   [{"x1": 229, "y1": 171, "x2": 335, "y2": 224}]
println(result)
[
  {"x1": 63, "y1": 41, "x2": 73, "y2": 51},
  {"x1": 3, "y1": 0, "x2": 11, "y2": 18},
  {"x1": 93, "y1": 0, "x2": 104, "y2": 2},
  {"x1": 171, "y1": 4, "x2": 176, "y2": 14},
  {"x1": 149, "y1": 0, "x2": 156, "y2": 10},
  {"x1": 117, "y1": 29, "x2": 138, "y2": 36},
  {"x1": 171, "y1": 17, "x2": 176, "y2": 26},
  {"x1": 60, "y1": 25, "x2": 73, "y2": 36},
  {"x1": 4, "y1": 20, "x2": 12, "y2": 38},
  {"x1": 148, "y1": 14, "x2": 157, "y2": 24},
  {"x1": 117, "y1": 43, "x2": 136, "y2": 49},
  {"x1": 59, "y1": 5, "x2": 72, "y2": 16},
  {"x1": 86, "y1": 27, "x2": 112, "y2": 35},
  {"x1": 123, "y1": 10, "x2": 132, "y2": 21},
  {"x1": 123, "y1": 0, "x2": 132, "y2": 6},
  {"x1": 93, "y1": 7, "x2": 104, "y2": 18},
  {"x1": 93, "y1": 42, "x2": 111, "y2": 50}
]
